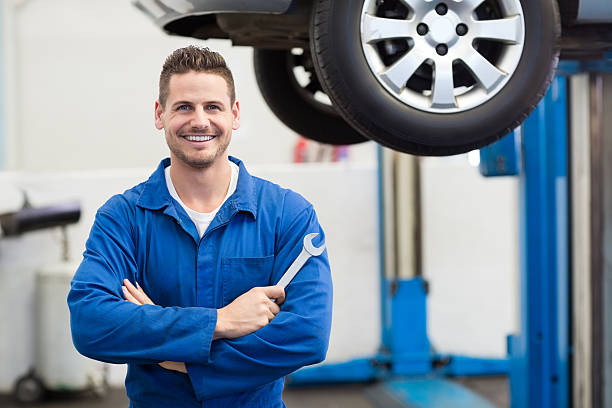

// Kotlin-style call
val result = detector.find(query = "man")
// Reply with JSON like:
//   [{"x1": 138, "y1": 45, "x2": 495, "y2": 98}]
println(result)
[{"x1": 68, "y1": 46, "x2": 333, "y2": 407}]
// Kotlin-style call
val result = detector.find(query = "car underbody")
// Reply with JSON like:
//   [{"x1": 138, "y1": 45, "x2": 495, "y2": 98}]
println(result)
[{"x1": 160, "y1": 1, "x2": 612, "y2": 59}]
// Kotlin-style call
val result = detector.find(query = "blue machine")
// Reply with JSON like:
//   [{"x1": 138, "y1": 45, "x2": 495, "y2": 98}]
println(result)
[{"x1": 290, "y1": 57, "x2": 612, "y2": 406}]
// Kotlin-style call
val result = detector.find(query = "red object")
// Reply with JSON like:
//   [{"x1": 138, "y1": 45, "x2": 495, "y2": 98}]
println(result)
[{"x1": 293, "y1": 137, "x2": 308, "y2": 163}]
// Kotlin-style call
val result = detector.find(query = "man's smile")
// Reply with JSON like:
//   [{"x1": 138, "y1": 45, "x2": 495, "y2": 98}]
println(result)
[{"x1": 181, "y1": 134, "x2": 217, "y2": 142}]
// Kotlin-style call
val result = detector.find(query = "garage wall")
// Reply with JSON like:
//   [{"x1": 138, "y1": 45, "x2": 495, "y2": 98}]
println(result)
[{"x1": 421, "y1": 158, "x2": 519, "y2": 358}]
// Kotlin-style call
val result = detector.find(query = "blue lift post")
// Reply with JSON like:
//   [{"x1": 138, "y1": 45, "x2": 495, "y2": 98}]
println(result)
[{"x1": 506, "y1": 76, "x2": 570, "y2": 408}]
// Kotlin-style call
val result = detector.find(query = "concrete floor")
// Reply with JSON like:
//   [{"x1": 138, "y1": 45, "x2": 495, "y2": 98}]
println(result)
[{"x1": 0, "y1": 376, "x2": 508, "y2": 407}]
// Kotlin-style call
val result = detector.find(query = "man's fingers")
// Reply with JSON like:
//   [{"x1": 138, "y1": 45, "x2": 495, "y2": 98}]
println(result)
[
  {"x1": 123, "y1": 279, "x2": 154, "y2": 305},
  {"x1": 159, "y1": 361, "x2": 188, "y2": 374},
  {"x1": 124, "y1": 279, "x2": 147, "y2": 304},
  {"x1": 263, "y1": 285, "x2": 285, "y2": 304},
  {"x1": 122, "y1": 286, "x2": 142, "y2": 305},
  {"x1": 123, "y1": 279, "x2": 138, "y2": 293},
  {"x1": 268, "y1": 301, "x2": 280, "y2": 315},
  {"x1": 136, "y1": 282, "x2": 155, "y2": 305}
]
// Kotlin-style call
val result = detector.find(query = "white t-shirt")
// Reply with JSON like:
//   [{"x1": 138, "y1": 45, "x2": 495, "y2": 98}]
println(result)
[{"x1": 165, "y1": 161, "x2": 239, "y2": 239}]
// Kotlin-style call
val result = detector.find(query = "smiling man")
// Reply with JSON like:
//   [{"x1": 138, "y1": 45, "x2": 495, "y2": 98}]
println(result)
[{"x1": 68, "y1": 46, "x2": 333, "y2": 408}]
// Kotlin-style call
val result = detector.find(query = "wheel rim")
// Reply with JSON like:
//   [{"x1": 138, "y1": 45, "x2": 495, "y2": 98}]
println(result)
[
  {"x1": 360, "y1": 0, "x2": 525, "y2": 113},
  {"x1": 287, "y1": 48, "x2": 336, "y2": 115}
]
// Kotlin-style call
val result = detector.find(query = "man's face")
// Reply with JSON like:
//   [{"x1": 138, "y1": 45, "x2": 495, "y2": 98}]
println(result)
[{"x1": 155, "y1": 71, "x2": 240, "y2": 169}]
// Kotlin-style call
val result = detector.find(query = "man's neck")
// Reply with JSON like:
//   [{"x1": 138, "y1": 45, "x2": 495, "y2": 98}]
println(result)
[{"x1": 169, "y1": 155, "x2": 232, "y2": 213}]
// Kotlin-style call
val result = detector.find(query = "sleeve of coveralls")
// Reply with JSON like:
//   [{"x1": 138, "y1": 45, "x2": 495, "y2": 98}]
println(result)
[
  {"x1": 67, "y1": 197, "x2": 217, "y2": 365},
  {"x1": 186, "y1": 191, "x2": 333, "y2": 401}
]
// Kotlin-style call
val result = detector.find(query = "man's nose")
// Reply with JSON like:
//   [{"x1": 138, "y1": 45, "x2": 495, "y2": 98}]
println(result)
[{"x1": 190, "y1": 107, "x2": 210, "y2": 128}]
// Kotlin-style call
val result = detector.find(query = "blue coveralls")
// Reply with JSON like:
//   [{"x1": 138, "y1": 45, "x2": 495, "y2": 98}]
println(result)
[{"x1": 68, "y1": 157, "x2": 333, "y2": 407}]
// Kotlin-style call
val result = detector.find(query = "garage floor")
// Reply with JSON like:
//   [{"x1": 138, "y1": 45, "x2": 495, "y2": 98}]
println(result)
[{"x1": 0, "y1": 376, "x2": 508, "y2": 408}]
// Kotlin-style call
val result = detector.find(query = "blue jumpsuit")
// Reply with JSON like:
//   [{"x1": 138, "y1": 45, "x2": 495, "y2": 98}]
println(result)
[{"x1": 68, "y1": 157, "x2": 333, "y2": 407}]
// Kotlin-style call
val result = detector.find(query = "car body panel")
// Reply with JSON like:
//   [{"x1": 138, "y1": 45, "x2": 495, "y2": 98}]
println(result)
[
  {"x1": 133, "y1": 0, "x2": 294, "y2": 29},
  {"x1": 577, "y1": 0, "x2": 612, "y2": 23}
]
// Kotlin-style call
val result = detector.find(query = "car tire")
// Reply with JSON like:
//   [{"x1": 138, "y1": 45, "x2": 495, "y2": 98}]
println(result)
[
  {"x1": 311, "y1": 0, "x2": 561, "y2": 155},
  {"x1": 253, "y1": 48, "x2": 369, "y2": 145}
]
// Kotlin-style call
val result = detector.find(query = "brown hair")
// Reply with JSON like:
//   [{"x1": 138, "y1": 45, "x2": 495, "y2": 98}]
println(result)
[{"x1": 159, "y1": 45, "x2": 236, "y2": 107}]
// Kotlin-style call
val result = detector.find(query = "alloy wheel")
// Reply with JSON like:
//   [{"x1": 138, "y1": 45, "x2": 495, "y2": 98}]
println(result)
[{"x1": 360, "y1": 0, "x2": 525, "y2": 113}]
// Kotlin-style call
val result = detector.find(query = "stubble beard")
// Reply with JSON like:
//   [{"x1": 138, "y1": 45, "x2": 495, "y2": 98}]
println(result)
[{"x1": 167, "y1": 130, "x2": 230, "y2": 169}]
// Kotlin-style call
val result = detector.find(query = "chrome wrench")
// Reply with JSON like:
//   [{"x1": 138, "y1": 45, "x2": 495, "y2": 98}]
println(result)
[{"x1": 275, "y1": 232, "x2": 326, "y2": 290}]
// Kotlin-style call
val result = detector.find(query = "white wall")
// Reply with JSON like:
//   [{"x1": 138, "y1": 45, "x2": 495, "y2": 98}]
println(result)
[{"x1": 421, "y1": 157, "x2": 519, "y2": 358}]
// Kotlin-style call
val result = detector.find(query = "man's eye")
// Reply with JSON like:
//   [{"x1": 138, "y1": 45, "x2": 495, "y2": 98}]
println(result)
[
  {"x1": 207, "y1": 105, "x2": 220, "y2": 111},
  {"x1": 177, "y1": 105, "x2": 191, "y2": 111}
]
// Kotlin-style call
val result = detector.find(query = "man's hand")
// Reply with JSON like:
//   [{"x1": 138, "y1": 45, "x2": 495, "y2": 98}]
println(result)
[
  {"x1": 122, "y1": 279, "x2": 187, "y2": 374},
  {"x1": 214, "y1": 286, "x2": 285, "y2": 340}
]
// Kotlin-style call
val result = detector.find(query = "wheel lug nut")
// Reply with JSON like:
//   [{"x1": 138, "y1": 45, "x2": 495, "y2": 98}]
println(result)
[
  {"x1": 435, "y1": 3, "x2": 448, "y2": 15},
  {"x1": 436, "y1": 44, "x2": 448, "y2": 56},
  {"x1": 417, "y1": 23, "x2": 429, "y2": 36},
  {"x1": 456, "y1": 23, "x2": 468, "y2": 36}
]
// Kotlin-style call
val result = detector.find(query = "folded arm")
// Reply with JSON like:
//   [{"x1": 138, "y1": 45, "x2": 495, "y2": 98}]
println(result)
[
  {"x1": 68, "y1": 204, "x2": 217, "y2": 365},
  {"x1": 70, "y1": 196, "x2": 291, "y2": 369},
  {"x1": 121, "y1": 278, "x2": 286, "y2": 373}
]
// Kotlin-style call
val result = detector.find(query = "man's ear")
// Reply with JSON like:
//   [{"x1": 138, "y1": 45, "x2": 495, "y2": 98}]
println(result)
[
  {"x1": 232, "y1": 100, "x2": 240, "y2": 130},
  {"x1": 154, "y1": 101, "x2": 164, "y2": 130}
]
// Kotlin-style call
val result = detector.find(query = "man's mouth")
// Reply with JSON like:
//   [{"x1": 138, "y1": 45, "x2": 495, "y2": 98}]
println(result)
[{"x1": 182, "y1": 135, "x2": 216, "y2": 142}]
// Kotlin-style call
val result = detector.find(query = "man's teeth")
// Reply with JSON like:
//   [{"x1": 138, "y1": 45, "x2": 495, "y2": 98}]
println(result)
[{"x1": 184, "y1": 135, "x2": 215, "y2": 142}]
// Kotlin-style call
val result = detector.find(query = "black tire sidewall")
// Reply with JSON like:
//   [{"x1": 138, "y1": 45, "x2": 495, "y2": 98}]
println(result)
[
  {"x1": 312, "y1": 0, "x2": 560, "y2": 155},
  {"x1": 253, "y1": 48, "x2": 369, "y2": 145}
]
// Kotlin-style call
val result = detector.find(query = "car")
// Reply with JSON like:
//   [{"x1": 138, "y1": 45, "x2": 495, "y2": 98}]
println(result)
[{"x1": 134, "y1": 0, "x2": 612, "y2": 156}]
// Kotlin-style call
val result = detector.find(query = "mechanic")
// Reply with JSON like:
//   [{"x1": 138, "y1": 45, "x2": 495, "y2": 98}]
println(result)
[{"x1": 67, "y1": 45, "x2": 333, "y2": 408}]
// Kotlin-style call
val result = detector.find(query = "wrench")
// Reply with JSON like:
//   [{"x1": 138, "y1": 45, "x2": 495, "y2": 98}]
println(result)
[{"x1": 275, "y1": 232, "x2": 326, "y2": 289}]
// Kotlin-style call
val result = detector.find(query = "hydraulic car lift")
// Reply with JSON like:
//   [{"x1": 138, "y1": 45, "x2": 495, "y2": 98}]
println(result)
[{"x1": 288, "y1": 55, "x2": 612, "y2": 408}]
